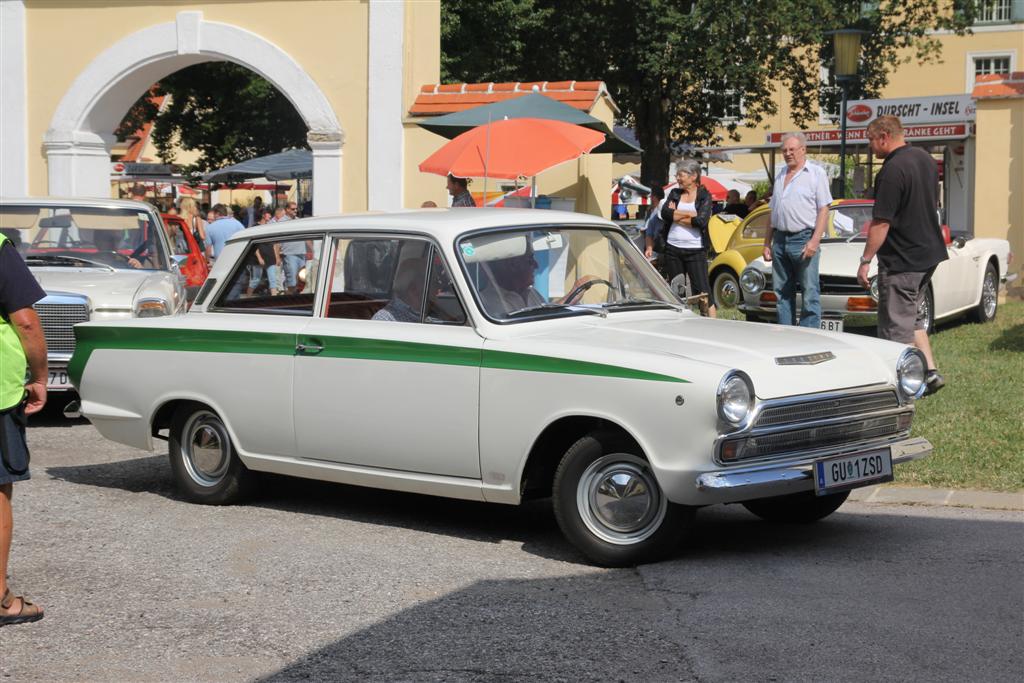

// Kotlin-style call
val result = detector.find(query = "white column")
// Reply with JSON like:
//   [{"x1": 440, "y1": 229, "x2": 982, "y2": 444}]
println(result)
[
  {"x1": 309, "y1": 132, "x2": 344, "y2": 216},
  {"x1": 367, "y1": 0, "x2": 405, "y2": 211},
  {"x1": 43, "y1": 131, "x2": 114, "y2": 198},
  {"x1": 0, "y1": 0, "x2": 28, "y2": 196}
]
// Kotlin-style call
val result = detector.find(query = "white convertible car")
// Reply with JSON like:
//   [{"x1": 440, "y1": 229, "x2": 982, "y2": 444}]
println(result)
[
  {"x1": 71, "y1": 209, "x2": 933, "y2": 566},
  {"x1": 739, "y1": 201, "x2": 1014, "y2": 332}
]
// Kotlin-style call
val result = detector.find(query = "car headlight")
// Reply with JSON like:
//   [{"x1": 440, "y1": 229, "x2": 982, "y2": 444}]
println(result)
[
  {"x1": 869, "y1": 276, "x2": 879, "y2": 302},
  {"x1": 134, "y1": 297, "x2": 171, "y2": 318},
  {"x1": 717, "y1": 371, "x2": 754, "y2": 427},
  {"x1": 740, "y1": 269, "x2": 765, "y2": 294},
  {"x1": 896, "y1": 348, "x2": 926, "y2": 400}
]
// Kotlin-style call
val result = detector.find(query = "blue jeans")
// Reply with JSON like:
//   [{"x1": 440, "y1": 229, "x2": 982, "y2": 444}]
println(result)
[
  {"x1": 772, "y1": 228, "x2": 820, "y2": 327},
  {"x1": 282, "y1": 253, "x2": 305, "y2": 289}
]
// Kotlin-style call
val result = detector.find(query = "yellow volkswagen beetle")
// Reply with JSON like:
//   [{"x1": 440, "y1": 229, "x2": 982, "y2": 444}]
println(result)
[{"x1": 707, "y1": 205, "x2": 770, "y2": 308}]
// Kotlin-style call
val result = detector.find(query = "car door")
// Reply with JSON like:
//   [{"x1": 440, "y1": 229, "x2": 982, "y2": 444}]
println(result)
[
  {"x1": 293, "y1": 233, "x2": 482, "y2": 478},
  {"x1": 931, "y1": 237, "x2": 977, "y2": 315}
]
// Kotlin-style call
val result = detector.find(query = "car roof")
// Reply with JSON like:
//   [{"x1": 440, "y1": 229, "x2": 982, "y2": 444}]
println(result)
[
  {"x1": 232, "y1": 208, "x2": 618, "y2": 244},
  {"x1": 0, "y1": 196, "x2": 158, "y2": 212}
]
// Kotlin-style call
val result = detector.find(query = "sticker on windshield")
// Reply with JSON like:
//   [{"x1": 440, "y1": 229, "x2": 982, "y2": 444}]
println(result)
[
  {"x1": 462, "y1": 244, "x2": 475, "y2": 257},
  {"x1": 137, "y1": 212, "x2": 149, "y2": 221}
]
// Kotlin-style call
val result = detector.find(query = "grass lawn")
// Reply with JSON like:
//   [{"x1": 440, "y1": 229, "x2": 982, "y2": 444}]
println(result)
[{"x1": 717, "y1": 299, "x2": 1024, "y2": 492}]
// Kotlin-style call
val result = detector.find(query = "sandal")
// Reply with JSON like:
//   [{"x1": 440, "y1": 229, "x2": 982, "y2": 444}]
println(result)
[{"x1": 0, "y1": 587, "x2": 44, "y2": 626}]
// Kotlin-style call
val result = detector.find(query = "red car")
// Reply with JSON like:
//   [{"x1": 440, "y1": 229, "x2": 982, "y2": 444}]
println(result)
[{"x1": 161, "y1": 213, "x2": 210, "y2": 300}]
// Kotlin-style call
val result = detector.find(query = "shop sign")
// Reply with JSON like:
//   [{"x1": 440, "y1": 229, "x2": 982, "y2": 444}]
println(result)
[
  {"x1": 767, "y1": 124, "x2": 969, "y2": 145},
  {"x1": 844, "y1": 94, "x2": 975, "y2": 126}
]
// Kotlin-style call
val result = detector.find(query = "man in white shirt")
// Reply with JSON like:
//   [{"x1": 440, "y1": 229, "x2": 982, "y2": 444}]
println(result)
[{"x1": 762, "y1": 132, "x2": 832, "y2": 327}]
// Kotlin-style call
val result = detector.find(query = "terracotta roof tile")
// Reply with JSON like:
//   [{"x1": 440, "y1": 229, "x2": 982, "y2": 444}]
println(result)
[
  {"x1": 409, "y1": 80, "x2": 617, "y2": 117},
  {"x1": 972, "y1": 71, "x2": 1024, "y2": 99}
]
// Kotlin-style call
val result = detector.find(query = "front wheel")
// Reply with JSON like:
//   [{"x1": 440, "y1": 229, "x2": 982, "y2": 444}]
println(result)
[
  {"x1": 168, "y1": 404, "x2": 258, "y2": 505},
  {"x1": 552, "y1": 432, "x2": 693, "y2": 567},
  {"x1": 917, "y1": 284, "x2": 935, "y2": 335},
  {"x1": 712, "y1": 269, "x2": 740, "y2": 308},
  {"x1": 971, "y1": 263, "x2": 998, "y2": 324},
  {"x1": 741, "y1": 490, "x2": 850, "y2": 523}
]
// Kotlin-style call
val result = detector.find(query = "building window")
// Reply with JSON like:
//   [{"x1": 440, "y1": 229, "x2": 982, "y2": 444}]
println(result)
[
  {"x1": 819, "y1": 65, "x2": 841, "y2": 124},
  {"x1": 975, "y1": 0, "x2": 1012, "y2": 23},
  {"x1": 975, "y1": 56, "x2": 1011, "y2": 77},
  {"x1": 709, "y1": 90, "x2": 744, "y2": 122}
]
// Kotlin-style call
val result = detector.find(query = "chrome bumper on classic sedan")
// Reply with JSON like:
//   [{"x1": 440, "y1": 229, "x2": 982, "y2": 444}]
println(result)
[
  {"x1": 693, "y1": 384, "x2": 930, "y2": 504},
  {"x1": 739, "y1": 272, "x2": 879, "y2": 327}
]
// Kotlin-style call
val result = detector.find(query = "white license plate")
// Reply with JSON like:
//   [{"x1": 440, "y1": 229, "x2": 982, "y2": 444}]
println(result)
[
  {"x1": 47, "y1": 369, "x2": 72, "y2": 390},
  {"x1": 820, "y1": 318, "x2": 844, "y2": 333},
  {"x1": 814, "y1": 448, "x2": 893, "y2": 496}
]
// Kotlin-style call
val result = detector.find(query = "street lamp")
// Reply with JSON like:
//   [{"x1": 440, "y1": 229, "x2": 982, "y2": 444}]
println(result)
[{"x1": 826, "y1": 28, "x2": 868, "y2": 198}]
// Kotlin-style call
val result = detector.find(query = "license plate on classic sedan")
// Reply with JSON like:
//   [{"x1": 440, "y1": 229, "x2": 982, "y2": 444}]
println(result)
[
  {"x1": 814, "y1": 448, "x2": 893, "y2": 495},
  {"x1": 820, "y1": 318, "x2": 844, "y2": 333},
  {"x1": 47, "y1": 369, "x2": 72, "y2": 390}
]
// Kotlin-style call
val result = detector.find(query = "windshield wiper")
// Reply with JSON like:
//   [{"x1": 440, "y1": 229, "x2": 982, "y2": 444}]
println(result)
[
  {"x1": 604, "y1": 297, "x2": 684, "y2": 312},
  {"x1": 25, "y1": 254, "x2": 116, "y2": 272},
  {"x1": 506, "y1": 302, "x2": 607, "y2": 319}
]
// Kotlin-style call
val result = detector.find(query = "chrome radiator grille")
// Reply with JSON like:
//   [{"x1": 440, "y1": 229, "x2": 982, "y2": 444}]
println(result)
[
  {"x1": 33, "y1": 303, "x2": 89, "y2": 354},
  {"x1": 755, "y1": 391, "x2": 900, "y2": 427},
  {"x1": 741, "y1": 415, "x2": 907, "y2": 459}
]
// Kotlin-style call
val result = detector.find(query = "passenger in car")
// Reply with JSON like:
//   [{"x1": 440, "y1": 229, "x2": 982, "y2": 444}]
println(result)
[{"x1": 371, "y1": 258, "x2": 426, "y2": 323}]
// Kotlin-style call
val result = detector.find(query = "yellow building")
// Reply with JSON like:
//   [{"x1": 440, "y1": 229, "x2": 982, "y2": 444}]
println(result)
[{"x1": 0, "y1": 0, "x2": 442, "y2": 215}]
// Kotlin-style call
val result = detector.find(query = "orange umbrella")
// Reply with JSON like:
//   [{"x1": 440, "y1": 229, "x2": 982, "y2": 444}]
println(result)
[{"x1": 418, "y1": 118, "x2": 606, "y2": 180}]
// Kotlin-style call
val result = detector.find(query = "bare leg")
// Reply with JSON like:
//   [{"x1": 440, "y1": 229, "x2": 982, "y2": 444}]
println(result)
[
  {"x1": 707, "y1": 304, "x2": 717, "y2": 319},
  {"x1": 0, "y1": 484, "x2": 10, "y2": 599},
  {"x1": 913, "y1": 329, "x2": 937, "y2": 370}
]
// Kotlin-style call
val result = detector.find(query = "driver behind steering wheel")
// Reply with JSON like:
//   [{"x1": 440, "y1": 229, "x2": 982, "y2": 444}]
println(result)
[{"x1": 479, "y1": 248, "x2": 544, "y2": 316}]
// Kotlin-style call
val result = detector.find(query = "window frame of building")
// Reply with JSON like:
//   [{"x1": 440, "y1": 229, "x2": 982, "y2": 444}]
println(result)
[
  {"x1": 706, "y1": 89, "x2": 745, "y2": 124},
  {"x1": 818, "y1": 64, "x2": 842, "y2": 125},
  {"x1": 974, "y1": 0, "x2": 1013, "y2": 24},
  {"x1": 966, "y1": 51, "x2": 1016, "y2": 92}
]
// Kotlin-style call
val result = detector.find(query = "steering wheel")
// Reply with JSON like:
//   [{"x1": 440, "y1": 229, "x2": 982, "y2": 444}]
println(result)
[{"x1": 564, "y1": 277, "x2": 615, "y2": 304}]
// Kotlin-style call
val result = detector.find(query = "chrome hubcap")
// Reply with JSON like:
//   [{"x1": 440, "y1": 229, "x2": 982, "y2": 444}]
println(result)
[
  {"x1": 716, "y1": 274, "x2": 739, "y2": 308},
  {"x1": 577, "y1": 454, "x2": 666, "y2": 545},
  {"x1": 982, "y1": 272, "x2": 996, "y2": 318},
  {"x1": 181, "y1": 411, "x2": 230, "y2": 487}
]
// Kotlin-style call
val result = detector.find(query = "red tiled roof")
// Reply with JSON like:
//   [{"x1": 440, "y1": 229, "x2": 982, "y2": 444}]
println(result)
[
  {"x1": 409, "y1": 80, "x2": 616, "y2": 117},
  {"x1": 122, "y1": 95, "x2": 167, "y2": 161},
  {"x1": 972, "y1": 71, "x2": 1024, "y2": 99}
]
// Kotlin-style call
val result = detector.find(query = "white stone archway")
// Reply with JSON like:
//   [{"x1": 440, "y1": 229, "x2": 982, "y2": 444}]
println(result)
[{"x1": 44, "y1": 11, "x2": 345, "y2": 215}]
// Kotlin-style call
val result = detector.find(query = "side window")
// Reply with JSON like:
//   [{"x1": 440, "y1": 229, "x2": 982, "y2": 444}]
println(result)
[
  {"x1": 213, "y1": 236, "x2": 323, "y2": 314},
  {"x1": 742, "y1": 212, "x2": 770, "y2": 240},
  {"x1": 324, "y1": 236, "x2": 466, "y2": 325}
]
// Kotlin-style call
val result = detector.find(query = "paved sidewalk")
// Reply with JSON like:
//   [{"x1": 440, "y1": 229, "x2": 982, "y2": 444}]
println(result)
[{"x1": 849, "y1": 484, "x2": 1024, "y2": 511}]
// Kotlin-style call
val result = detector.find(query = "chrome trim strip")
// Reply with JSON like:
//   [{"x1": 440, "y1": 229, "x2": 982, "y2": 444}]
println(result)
[{"x1": 696, "y1": 437, "x2": 932, "y2": 497}]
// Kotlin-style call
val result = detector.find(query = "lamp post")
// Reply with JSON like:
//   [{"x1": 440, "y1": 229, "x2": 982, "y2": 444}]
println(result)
[{"x1": 826, "y1": 28, "x2": 868, "y2": 199}]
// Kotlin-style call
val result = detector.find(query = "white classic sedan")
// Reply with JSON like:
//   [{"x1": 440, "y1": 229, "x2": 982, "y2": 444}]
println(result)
[
  {"x1": 1, "y1": 197, "x2": 187, "y2": 403},
  {"x1": 71, "y1": 209, "x2": 933, "y2": 566},
  {"x1": 739, "y1": 201, "x2": 1014, "y2": 332}
]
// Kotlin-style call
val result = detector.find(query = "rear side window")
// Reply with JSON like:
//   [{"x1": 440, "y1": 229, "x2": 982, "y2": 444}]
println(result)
[
  {"x1": 212, "y1": 236, "x2": 323, "y2": 315},
  {"x1": 742, "y1": 213, "x2": 770, "y2": 240}
]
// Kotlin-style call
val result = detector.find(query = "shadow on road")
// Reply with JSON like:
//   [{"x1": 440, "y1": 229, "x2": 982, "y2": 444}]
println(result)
[{"x1": 990, "y1": 322, "x2": 1023, "y2": 352}]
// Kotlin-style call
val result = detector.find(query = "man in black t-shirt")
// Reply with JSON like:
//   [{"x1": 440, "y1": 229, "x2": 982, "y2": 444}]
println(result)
[{"x1": 858, "y1": 115, "x2": 948, "y2": 395}]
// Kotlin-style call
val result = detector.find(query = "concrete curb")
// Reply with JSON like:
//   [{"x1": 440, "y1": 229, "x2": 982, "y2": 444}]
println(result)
[{"x1": 849, "y1": 485, "x2": 1024, "y2": 511}]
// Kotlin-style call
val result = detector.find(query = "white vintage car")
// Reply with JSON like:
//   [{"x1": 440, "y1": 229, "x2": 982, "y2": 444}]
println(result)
[
  {"x1": 71, "y1": 209, "x2": 933, "y2": 566},
  {"x1": 1, "y1": 197, "x2": 187, "y2": 400},
  {"x1": 739, "y1": 201, "x2": 1015, "y2": 333}
]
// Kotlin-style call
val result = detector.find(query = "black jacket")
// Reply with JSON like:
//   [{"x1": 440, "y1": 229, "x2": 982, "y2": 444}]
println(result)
[{"x1": 659, "y1": 185, "x2": 714, "y2": 253}]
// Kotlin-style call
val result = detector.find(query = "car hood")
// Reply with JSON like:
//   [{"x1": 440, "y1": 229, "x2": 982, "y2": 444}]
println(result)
[
  {"x1": 29, "y1": 268, "x2": 152, "y2": 310},
  {"x1": 748, "y1": 241, "x2": 876, "y2": 278},
  {"x1": 503, "y1": 313, "x2": 903, "y2": 399}
]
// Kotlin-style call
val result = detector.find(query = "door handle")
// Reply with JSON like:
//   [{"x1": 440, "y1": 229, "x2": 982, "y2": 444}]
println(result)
[{"x1": 296, "y1": 342, "x2": 324, "y2": 355}]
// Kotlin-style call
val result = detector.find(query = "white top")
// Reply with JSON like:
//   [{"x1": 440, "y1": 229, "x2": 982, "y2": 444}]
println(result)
[
  {"x1": 667, "y1": 201, "x2": 701, "y2": 249},
  {"x1": 769, "y1": 162, "x2": 832, "y2": 233}
]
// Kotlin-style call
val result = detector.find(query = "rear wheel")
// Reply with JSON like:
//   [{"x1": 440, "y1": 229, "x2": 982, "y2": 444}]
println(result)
[
  {"x1": 741, "y1": 490, "x2": 850, "y2": 523},
  {"x1": 712, "y1": 269, "x2": 740, "y2": 309},
  {"x1": 917, "y1": 284, "x2": 935, "y2": 335},
  {"x1": 552, "y1": 432, "x2": 693, "y2": 567},
  {"x1": 168, "y1": 404, "x2": 258, "y2": 505},
  {"x1": 971, "y1": 263, "x2": 998, "y2": 324}
]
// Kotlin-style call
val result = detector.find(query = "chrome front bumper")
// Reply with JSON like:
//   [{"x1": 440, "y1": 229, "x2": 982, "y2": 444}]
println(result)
[{"x1": 694, "y1": 436, "x2": 932, "y2": 503}]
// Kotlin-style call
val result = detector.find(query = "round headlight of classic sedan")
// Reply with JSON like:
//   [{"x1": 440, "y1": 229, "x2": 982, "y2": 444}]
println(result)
[
  {"x1": 869, "y1": 276, "x2": 880, "y2": 302},
  {"x1": 717, "y1": 371, "x2": 754, "y2": 426},
  {"x1": 896, "y1": 348, "x2": 927, "y2": 400},
  {"x1": 134, "y1": 297, "x2": 171, "y2": 318},
  {"x1": 740, "y1": 269, "x2": 765, "y2": 294}
]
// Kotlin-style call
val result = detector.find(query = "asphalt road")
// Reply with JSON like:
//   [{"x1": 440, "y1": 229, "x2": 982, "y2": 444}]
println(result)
[{"x1": 2, "y1": 406, "x2": 1021, "y2": 682}]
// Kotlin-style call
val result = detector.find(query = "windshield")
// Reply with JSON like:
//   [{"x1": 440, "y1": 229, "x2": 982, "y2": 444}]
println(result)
[
  {"x1": 0, "y1": 203, "x2": 170, "y2": 271},
  {"x1": 825, "y1": 203, "x2": 875, "y2": 243},
  {"x1": 457, "y1": 227, "x2": 680, "y2": 321}
]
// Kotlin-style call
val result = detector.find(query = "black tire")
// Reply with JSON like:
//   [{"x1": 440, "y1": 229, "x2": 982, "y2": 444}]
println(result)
[
  {"x1": 552, "y1": 431, "x2": 693, "y2": 567},
  {"x1": 917, "y1": 284, "x2": 935, "y2": 335},
  {"x1": 971, "y1": 263, "x2": 998, "y2": 324},
  {"x1": 168, "y1": 404, "x2": 258, "y2": 505},
  {"x1": 741, "y1": 489, "x2": 850, "y2": 523},
  {"x1": 712, "y1": 269, "x2": 740, "y2": 309}
]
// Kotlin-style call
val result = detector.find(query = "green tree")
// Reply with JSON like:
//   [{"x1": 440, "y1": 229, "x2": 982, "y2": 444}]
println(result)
[
  {"x1": 116, "y1": 62, "x2": 308, "y2": 177},
  {"x1": 441, "y1": 0, "x2": 977, "y2": 187}
]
